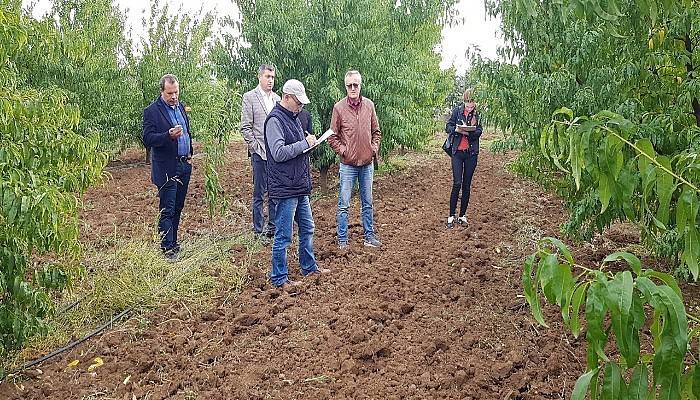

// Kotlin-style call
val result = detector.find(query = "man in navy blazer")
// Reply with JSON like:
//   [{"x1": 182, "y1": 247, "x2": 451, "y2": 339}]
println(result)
[{"x1": 142, "y1": 74, "x2": 193, "y2": 260}]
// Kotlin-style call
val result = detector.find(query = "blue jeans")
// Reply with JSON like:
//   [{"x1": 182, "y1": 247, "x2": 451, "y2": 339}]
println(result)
[
  {"x1": 270, "y1": 196, "x2": 318, "y2": 286},
  {"x1": 251, "y1": 153, "x2": 276, "y2": 234},
  {"x1": 157, "y1": 159, "x2": 192, "y2": 251},
  {"x1": 336, "y1": 163, "x2": 375, "y2": 243}
]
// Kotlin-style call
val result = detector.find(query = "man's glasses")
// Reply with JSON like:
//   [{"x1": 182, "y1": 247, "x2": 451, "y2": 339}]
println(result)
[
  {"x1": 291, "y1": 95, "x2": 304, "y2": 108},
  {"x1": 345, "y1": 83, "x2": 360, "y2": 89}
]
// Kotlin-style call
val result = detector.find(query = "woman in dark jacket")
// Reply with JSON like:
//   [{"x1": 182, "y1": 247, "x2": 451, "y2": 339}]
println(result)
[{"x1": 444, "y1": 88, "x2": 482, "y2": 228}]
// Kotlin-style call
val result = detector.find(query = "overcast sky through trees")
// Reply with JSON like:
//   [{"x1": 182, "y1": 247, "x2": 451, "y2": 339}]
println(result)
[{"x1": 26, "y1": 0, "x2": 504, "y2": 74}]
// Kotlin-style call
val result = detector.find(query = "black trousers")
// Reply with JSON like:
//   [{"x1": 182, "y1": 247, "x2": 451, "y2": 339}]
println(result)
[
  {"x1": 157, "y1": 159, "x2": 192, "y2": 251},
  {"x1": 449, "y1": 150, "x2": 478, "y2": 217}
]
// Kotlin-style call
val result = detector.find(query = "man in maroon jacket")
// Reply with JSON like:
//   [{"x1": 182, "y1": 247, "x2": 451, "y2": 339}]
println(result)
[{"x1": 328, "y1": 70, "x2": 382, "y2": 249}]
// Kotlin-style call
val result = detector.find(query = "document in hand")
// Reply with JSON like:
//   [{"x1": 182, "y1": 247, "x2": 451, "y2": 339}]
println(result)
[
  {"x1": 457, "y1": 124, "x2": 477, "y2": 132},
  {"x1": 303, "y1": 129, "x2": 335, "y2": 153}
]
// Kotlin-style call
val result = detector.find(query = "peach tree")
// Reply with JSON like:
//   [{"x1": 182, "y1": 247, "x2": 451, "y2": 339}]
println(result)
[
  {"x1": 0, "y1": 4, "x2": 107, "y2": 369},
  {"x1": 524, "y1": 238, "x2": 699, "y2": 399},
  {"x1": 473, "y1": 0, "x2": 700, "y2": 277},
  {"x1": 213, "y1": 0, "x2": 457, "y2": 190}
]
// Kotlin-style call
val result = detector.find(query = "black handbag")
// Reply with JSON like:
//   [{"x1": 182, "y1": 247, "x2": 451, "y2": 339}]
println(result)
[{"x1": 442, "y1": 135, "x2": 452, "y2": 156}]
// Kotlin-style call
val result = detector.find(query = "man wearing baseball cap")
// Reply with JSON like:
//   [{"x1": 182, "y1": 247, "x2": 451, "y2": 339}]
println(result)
[{"x1": 264, "y1": 79, "x2": 330, "y2": 289}]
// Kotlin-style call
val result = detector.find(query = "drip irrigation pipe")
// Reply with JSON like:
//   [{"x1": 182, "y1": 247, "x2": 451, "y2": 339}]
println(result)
[
  {"x1": 16, "y1": 308, "x2": 132, "y2": 373},
  {"x1": 2, "y1": 251, "x2": 213, "y2": 382}
]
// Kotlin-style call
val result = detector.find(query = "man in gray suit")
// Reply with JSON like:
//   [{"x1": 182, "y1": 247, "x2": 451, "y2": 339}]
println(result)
[{"x1": 241, "y1": 64, "x2": 281, "y2": 238}]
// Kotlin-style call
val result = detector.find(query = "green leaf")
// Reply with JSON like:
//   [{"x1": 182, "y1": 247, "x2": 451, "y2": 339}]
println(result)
[
  {"x1": 606, "y1": 271, "x2": 635, "y2": 365},
  {"x1": 602, "y1": 362, "x2": 626, "y2": 398},
  {"x1": 540, "y1": 124, "x2": 553, "y2": 161},
  {"x1": 586, "y1": 279, "x2": 610, "y2": 362},
  {"x1": 655, "y1": 156, "x2": 673, "y2": 226},
  {"x1": 541, "y1": 237, "x2": 574, "y2": 264},
  {"x1": 683, "y1": 226, "x2": 699, "y2": 280},
  {"x1": 569, "y1": 281, "x2": 589, "y2": 338},
  {"x1": 649, "y1": 0, "x2": 658, "y2": 25},
  {"x1": 636, "y1": 138, "x2": 655, "y2": 175},
  {"x1": 539, "y1": 253, "x2": 559, "y2": 303},
  {"x1": 603, "y1": 252, "x2": 642, "y2": 275},
  {"x1": 606, "y1": 271, "x2": 634, "y2": 315},
  {"x1": 606, "y1": 0, "x2": 623, "y2": 16},
  {"x1": 553, "y1": 107, "x2": 574, "y2": 120},
  {"x1": 642, "y1": 270, "x2": 682, "y2": 299},
  {"x1": 655, "y1": 286, "x2": 688, "y2": 354},
  {"x1": 572, "y1": 367, "x2": 600, "y2": 400},
  {"x1": 523, "y1": 254, "x2": 548, "y2": 327},
  {"x1": 628, "y1": 364, "x2": 649, "y2": 400},
  {"x1": 652, "y1": 286, "x2": 688, "y2": 400},
  {"x1": 599, "y1": 173, "x2": 612, "y2": 214},
  {"x1": 675, "y1": 186, "x2": 694, "y2": 234}
]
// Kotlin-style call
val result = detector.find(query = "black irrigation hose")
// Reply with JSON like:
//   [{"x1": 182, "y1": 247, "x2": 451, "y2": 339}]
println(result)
[
  {"x1": 3, "y1": 252, "x2": 210, "y2": 382},
  {"x1": 57, "y1": 297, "x2": 84, "y2": 315},
  {"x1": 16, "y1": 308, "x2": 132, "y2": 373}
]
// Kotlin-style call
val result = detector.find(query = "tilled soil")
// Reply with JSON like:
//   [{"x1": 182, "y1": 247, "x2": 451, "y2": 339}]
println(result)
[{"x1": 2, "y1": 144, "x2": 593, "y2": 399}]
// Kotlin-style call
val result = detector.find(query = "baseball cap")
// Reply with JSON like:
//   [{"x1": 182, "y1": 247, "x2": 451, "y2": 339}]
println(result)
[{"x1": 282, "y1": 79, "x2": 310, "y2": 105}]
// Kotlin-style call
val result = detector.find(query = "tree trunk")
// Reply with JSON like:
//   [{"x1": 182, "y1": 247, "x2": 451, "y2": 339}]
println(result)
[
  {"x1": 683, "y1": 33, "x2": 700, "y2": 127},
  {"x1": 320, "y1": 165, "x2": 329, "y2": 193},
  {"x1": 693, "y1": 98, "x2": 700, "y2": 128},
  {"x1": 145, "y1": 147, "x2": 151, "y2": 164}
]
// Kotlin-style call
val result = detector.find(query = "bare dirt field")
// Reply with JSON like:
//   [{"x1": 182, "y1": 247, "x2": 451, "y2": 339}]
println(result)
[{"x1": 2, "y1": 139, "x2": 654, "y2": 399}]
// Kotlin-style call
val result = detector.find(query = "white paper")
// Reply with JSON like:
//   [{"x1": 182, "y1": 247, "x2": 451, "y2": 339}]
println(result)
[
  {"x1": 303, "y1": 129, "x2": 335, "y2": 153},
  {"x1": 457, "y1": 124, "x2": 477, "y2": 131}
]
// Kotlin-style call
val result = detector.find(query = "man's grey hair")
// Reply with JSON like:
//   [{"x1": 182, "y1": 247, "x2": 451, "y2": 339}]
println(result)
[
  {"x1": 258, "y1": 64, "x2": 276, "y2": 75},
  {"x1": 344, "y1": 70, "x2": 362, "y2": 83},
  {"x1": 159, "y1": 74, "x2": 178, "y2": 91}
]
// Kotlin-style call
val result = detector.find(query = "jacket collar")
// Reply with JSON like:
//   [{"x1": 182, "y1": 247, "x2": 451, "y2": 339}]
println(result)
[
  {"x1": 255, "y1": 86, "x2": 278, "y2": 114},
  {"x1": 156, "y1": 97, "x2": 181, "y2": 128},
  {"x1": 271, "y1": 102, "x2": 298, "y2": 119}
]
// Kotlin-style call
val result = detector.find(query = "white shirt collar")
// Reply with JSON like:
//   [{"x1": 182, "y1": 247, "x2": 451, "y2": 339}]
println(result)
[{"x1": 257, "y1": 85, "x2": 273, "y2": 98}]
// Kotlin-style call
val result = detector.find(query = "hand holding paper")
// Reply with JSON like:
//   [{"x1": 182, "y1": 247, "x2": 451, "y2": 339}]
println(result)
[
  {"x1": 456, "y1": 124, "x2": 477, "y2": 134},
  {"x1": 303, "y1": 129, "x2": 335, "y2": 153}
]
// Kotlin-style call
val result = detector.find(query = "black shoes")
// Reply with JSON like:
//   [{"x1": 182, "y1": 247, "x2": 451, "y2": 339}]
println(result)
[{"x1": 162, "y1": 244, "x2": 180, "y2": 262}]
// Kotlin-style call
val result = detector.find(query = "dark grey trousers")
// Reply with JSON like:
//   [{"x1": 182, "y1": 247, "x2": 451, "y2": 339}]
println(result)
[{"x1": 251, "y1": 153, "x2": 276, "y2": 234}]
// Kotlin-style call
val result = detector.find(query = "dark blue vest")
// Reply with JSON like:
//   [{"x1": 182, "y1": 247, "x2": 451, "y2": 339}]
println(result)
[{"x1": 264, "y1": 104, "x2": 312, "y2": 199}]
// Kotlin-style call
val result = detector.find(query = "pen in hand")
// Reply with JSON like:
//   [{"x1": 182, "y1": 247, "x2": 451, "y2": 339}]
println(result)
[{"x1": 305, "y1": 131, "x2": 317, "y2": 147}]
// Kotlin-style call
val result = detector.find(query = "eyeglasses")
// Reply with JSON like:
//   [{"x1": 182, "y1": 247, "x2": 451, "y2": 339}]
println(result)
[
  {"x1": 290, "y1": 95, "x2": 304, "y2": 108},
  {"x1": 345, "y1": 83, "x2": 360, "y2": 89},
  {"x1": 465, "y1": 99, "x2": 474, "y2": 103}
]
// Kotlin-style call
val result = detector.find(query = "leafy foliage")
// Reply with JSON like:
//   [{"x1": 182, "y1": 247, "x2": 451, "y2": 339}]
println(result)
[
  {"x1": 133, "y1": 1, "x2": 216, "y2": 111},
  {"x1": 15, "y1": 0, "x2": 141, "y2": 155},
  {"x1": 542, "y1": 108, "x2": 700, "y2": 278},
  {"x1": 0, "y1": 1, "x2": 243, "y2": 368},
  {"x1": 191, "y1": 81, "x2": 242, "y2": 218},
  {"x1": 214, "y1": 0, "x2": 456, "y2": 174},
  {"x1": 473, "y1": 0, "x2": 700, "y2": 276},
  {"x1": 133, "y1": 0, "x2": 241, "y2": 215},
  {"x1": 0, "y1": 3, "x2": 107, "y2": 362},
  {"x1": 524, "y1": 238, "x2": 699, "y2": 399}
]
